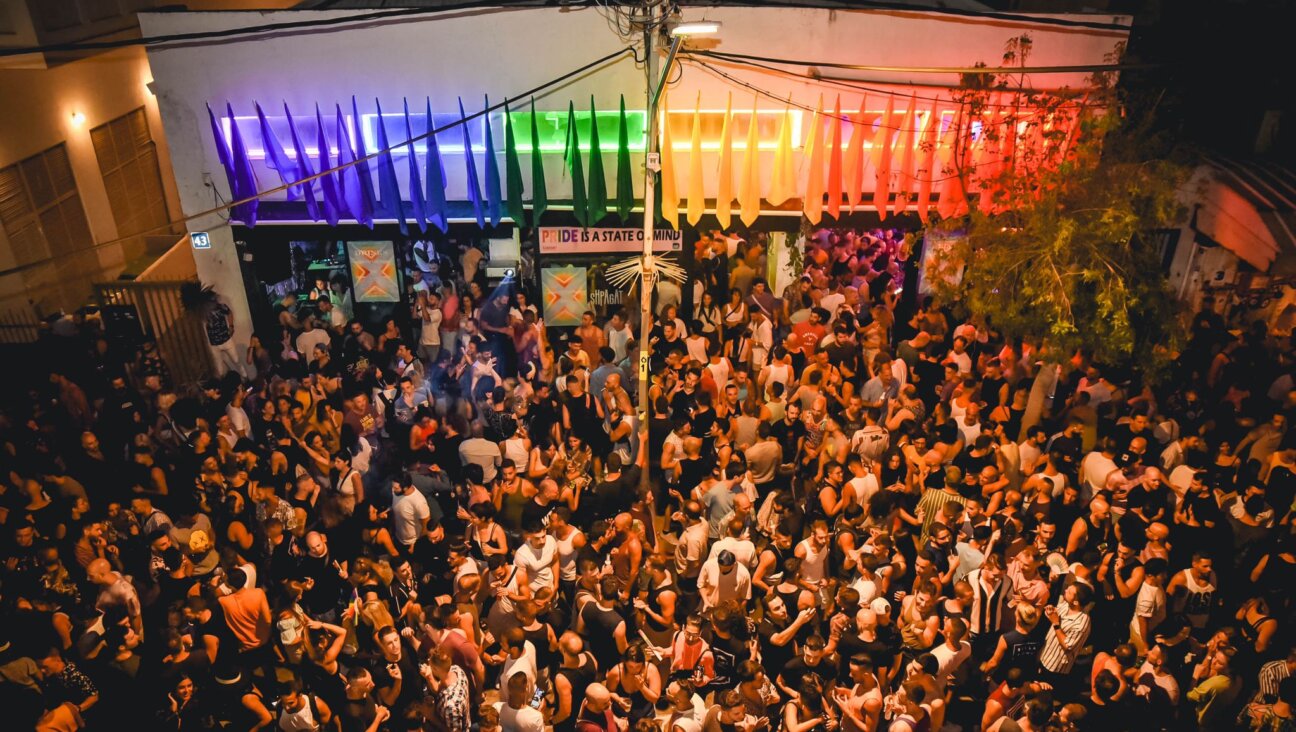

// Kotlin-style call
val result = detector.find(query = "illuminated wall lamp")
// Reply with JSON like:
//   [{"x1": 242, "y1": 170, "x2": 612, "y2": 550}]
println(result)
[
  {"x1": 670, "y1": 20, "x2": 721, "y2": 36},
  {"x1": 69, "y1": 111, "x2": 86, "y2": 126}
]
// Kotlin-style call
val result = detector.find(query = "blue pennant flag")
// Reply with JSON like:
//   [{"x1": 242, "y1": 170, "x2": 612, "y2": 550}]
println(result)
[
  {"x1": 335, "y1": 103, "x2": 374, "y2": 228},
  {"x1": 351, "y1": 96, "x2": 379, "y2": 226},
  {"x1": 425, "y1": 98, "x2": 448, "y2": 232},
  {"x1": 206, "y1": 103, "x2": 237, "y2": 203},
  {"x1": 373, "y1": 98, "x2": 409, "y2": 235},
  {"x1": 284, "y1": 103, "x2": 320, "y2": 222},
  {"x1": 225, "y1": 102, "x2": 259, "y2": 226},
  {"x1": 313, "y1": 104, "x2": 341, "y2": 226},
  {"x1": 458, "y1": 97, "x2": 485, "y2": 228},
  {"x1": 483, "y1": 95, "x2": 502, "y2": 227},
  {"x1": 402, "y1": 98, "x2": 428, "y2": 233},
  {"x1": 255, "y1": 102, "x2": 300, "y2": 200}
]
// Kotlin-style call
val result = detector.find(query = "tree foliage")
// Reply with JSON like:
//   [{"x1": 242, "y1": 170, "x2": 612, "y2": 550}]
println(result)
[{"x1": 926, "y1": 36, "x2": 1190, "y2": 375}]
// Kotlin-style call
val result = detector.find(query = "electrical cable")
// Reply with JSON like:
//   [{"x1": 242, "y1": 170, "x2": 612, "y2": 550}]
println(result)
[
  {"x1": 699, "y1": 0, "x2": 1133, "y2": 33},
  {"x1": 52, "y1": 47, "x2": 634, "y2": 259},
  {"x1": 685, "y1": 51, "x2": 1100, "y2": 108},
  {"x1": 684, "y1": 57, "x2": 1059, "y2": 135},
  {"x1": 694, "y1": 49, "x2": 1155, "y2": 75},
  {"x1": 0, "y1": 0, "x2": 549, "y2": 58}
]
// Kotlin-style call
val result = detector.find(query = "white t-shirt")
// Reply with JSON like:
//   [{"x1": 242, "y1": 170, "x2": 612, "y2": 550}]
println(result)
[
  {"x1": 391, "y1": 490, "x2": 430, "y2": 547},
  {"x1": 1081, "y1": 452, "x2": 1119, "y2": 493},
  {"x1": 514, "y1": 536, "x2": 558, "y2": 591},
  {"x1": 496, "y1": 702, "x2": 545, "y2": 732}
]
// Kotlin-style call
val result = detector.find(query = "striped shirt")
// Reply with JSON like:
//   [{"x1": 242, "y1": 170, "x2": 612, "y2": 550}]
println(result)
[
  {"x1": 1038, "y1": 603, "x2": 1091, "y2": 674},
  {"x1": 916, "y1": 488, "x2": 967, "y2": 543},
  {"x1": 1259, "y1": 659, "x2": 1292, "y2": 703},
  {"x1": 967, "y1": 569, "x2": 1013, "y2": 638}
]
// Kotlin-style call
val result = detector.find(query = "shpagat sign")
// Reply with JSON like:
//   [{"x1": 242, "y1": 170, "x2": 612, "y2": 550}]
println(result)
[
  {"x1": 539, "y1": 227, "x2": 682, "y2": 254},
  {"x1": 190, "y1": 231, "x2": 212, "y2": 250}
]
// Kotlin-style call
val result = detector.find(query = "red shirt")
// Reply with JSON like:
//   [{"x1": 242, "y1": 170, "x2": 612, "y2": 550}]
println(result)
[{"x1": 792, "y1": 322, "x2": 827, "y2": 354}]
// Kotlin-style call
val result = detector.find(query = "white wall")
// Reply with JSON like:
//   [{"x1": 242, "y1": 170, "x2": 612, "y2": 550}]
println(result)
[{"x1": 140, "y1": 5, "x2": 1130, "y2": 354}]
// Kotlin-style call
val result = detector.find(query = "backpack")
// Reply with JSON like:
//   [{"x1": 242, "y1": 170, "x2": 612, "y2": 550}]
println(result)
[{"x1": 851, "y1": 425, "x2": 890, "y2": 462}]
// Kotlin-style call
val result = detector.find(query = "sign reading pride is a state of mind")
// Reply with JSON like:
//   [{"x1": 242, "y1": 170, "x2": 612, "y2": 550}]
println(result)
[{"x1": 538, "y1": 226, "x2": 683, "y2": 254}]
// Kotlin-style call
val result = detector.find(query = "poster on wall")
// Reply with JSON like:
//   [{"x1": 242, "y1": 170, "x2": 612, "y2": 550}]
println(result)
[
  {"x1": 348, "y1": 241, "x2": 401, "y2": 302},
  {"x1": 918, "y1": 229, "x2": 966, "y2": 297},
  {"x1": 541, "y1": 265, "x2": 588, "y2": 326}
]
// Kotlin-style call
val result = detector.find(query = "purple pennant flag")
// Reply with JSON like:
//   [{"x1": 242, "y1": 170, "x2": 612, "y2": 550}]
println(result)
[
  {"x1": 458, "y1": 97, "x2": 485, "y2": 228},
  {"x1": 205, "y1": 103, "x2": 237, "y2": 200},
  {"x1": 373, "y1": 99, "x2": 409, "y2": 235},
  {"x1": 402, "y1": 98, "x2": 427, "y2": 233},
  {"x1": 351, "y1": 96, "x2": 379, "y2": 224},
  {"x1": 424, "y1": 98, "x2": 448, "y2": 233},
  {"x1": 314, "y1": 104, "x2": 341, "y2": 226},
  {"x1": 284, "y1": 103, "x2": 321, "y2": 222},
  {"x1": 225, "y1": 103, "x2": 259, "y2": 226},
  {"x1": 255, "y1": 102, "x2": 301, "y2": 200},
  {"x1": 336, "y1": 103, "x2": 374, "y2": 228}
]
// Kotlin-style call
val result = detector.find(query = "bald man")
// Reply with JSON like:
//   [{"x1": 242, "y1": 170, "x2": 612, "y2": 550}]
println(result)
[
  {"x1": 577, "y1": 683, "x2": 625, "y2": 732},
  {"x1": 553, "y1": 633, "x2": 596, "y2": 731},
  {"x1": 87, "y1": 558, "x2": 142, "y2": 638}
]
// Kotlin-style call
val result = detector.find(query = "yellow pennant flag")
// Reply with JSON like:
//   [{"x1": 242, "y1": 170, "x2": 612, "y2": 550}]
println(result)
[
  {"x1": 715, "y1": 93, "x2": 734, "y2": 230},
  {"x1": 738, "y1": 95, "x2": 761, "y2": 227},
  {"x1": 893, "y1": 94, "x2": 917, "y2": 217},
  {"x1": 802, "y1": 94, "x2": 825, "y2": 225},
  {"x1": 871, "y1": 94, "x2": 896, "y2": 220},
  {"x1": 687, "y1": 93, "x2": 705, "y2": 227},
  {"x1": 915, "y1": 97, "x2": 940, "y2": 223},
  {"x1": 659, "y1": 90, "x2": 678, "y2": 229},
  {"x1": 767, "y1": 102, "x2": 795, "y2": 206},
  {"x1": 826, "y1": 95, "x2": 843, "y2": 220},
  {"x1": 843, "y1": 94, "x2": 866, "y2": 211}
]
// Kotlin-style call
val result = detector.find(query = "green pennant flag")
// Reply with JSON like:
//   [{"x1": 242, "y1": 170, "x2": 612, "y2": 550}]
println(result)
[
  {"x1": 587, "y1": 96, "x2": 609, "y2": 226},
  {"x1": 529, "y1": 98, "x2": 548, "y2": 225},
  {"x1": 504, "y1": 100, "x2": 525, "y2": 226},
  {"x1": 565, "y1": 101, "x2": 588, "y2": 227},
  {"x1": 615, "y1": 94, "x2": 634, "y2": 222}
]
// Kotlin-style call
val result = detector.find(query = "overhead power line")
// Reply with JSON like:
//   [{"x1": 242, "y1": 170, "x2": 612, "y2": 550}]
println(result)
[
  {"x1": 695, "y1": 49, "x2": 1158, "y2": 76},
  {"x1": 0, "y1": 0, "x2": 538, "y2": 58},
  {"x1": 26, "y1": 47, "x2": 633, "y2": 264}
]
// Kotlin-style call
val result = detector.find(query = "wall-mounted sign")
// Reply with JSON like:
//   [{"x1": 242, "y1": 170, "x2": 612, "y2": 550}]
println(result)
[
  {"x1": 348, "y1": 241, "x2": 400, "y2": 302},
  {"x1": 541, "y1": 266, "x2": 587, "y2": 327},
  {"x1": 190, "y1": 231, "x2": 211, "y2": 249},
  {"x1": 539, "y1": 227, "x2": 682, "y2": 255}
]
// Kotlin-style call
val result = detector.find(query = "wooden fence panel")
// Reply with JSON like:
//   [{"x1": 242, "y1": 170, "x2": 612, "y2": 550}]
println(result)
[{"x1": 94, "y1": 280, "x2": 211, "y2": 389}]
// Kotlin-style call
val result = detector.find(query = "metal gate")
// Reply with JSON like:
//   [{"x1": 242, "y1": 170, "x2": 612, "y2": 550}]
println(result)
[{"x1": 94, "y1": 280, "x2": 212, "y2": 388}]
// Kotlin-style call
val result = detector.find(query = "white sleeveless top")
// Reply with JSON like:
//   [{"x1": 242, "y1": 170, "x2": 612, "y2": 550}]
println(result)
[
  {"x1": 278, "y1": 696, "x2": 321, "y2": 732},
  {"x1": 797, "y1": 538, "x2": 829, "y2": 584},
  {"x1": 554, "y1": 526, "x2": 584, "y2": 581}
]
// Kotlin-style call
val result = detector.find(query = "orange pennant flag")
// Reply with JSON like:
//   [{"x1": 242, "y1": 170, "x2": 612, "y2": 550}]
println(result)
[
  {"x1": 802, "y1": 94, "x2": 825, "y2": 225},
  {"x1": 915, "y1": 97, "x2": 940, "y2": 223},
  {"x1": 843, "y1": 95, "x2": 866, "y2": 211},
  {"x1": 893, "y1": 95, "x2": 917, "y2": 217},
  {"x1": 826, "y1": 95, "x2": 843, "y2": 220},
  {"x1": 871, "y1": 94, "x2": 896, "y2": 220},
  {"x1": 686, "y1": 93, "x2": 705, "y2": 227},
  {"x1": 659, "y1": 90, "x2": 678, "y2": 228},
  {"x1": 768, "y1": 102, "x2": 796, "y2": 206},
  {"x1": 715, "y1": 93, "x2": 734, "y2": 230},
  {"x1": 738, "y1": 95, "x2": 761, "y2": 226}
]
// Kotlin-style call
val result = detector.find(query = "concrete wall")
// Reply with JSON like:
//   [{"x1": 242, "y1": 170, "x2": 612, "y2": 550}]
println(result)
[
  {"x1": 139, "y1": 5, "x2": 1130, "y2": 357},
  {"x1": 0, "y1": 45, "x2": 183, "y2": 315}
]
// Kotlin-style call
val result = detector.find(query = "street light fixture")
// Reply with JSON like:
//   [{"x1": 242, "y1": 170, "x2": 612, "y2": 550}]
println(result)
[{"x1": 670, "y1": 20, "x2": 722, "y2": 37}]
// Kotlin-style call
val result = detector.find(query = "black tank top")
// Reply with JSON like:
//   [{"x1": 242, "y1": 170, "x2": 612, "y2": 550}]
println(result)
[{"x1": 554, "y1": 656, "x2": 598, "y2": 732}]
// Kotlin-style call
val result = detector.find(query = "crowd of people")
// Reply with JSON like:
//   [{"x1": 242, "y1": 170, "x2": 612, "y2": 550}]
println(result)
[{"x1": 2, "y1": 227, "x2": 1295, "y2": 732}]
